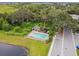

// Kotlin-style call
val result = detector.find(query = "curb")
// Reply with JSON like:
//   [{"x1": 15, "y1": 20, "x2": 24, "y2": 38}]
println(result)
[
  {"x1": 48, "y1": 34, "x2": 56, "y2": 56},
  {"x1": 61, "y1": 28, "x2": 64, "y2": 56},
  {"x1": 71, "y1": 30, "x2": 77, "y2": 56}
]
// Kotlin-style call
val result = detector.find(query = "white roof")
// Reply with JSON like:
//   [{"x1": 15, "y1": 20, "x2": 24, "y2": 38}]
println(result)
[{"x1": 70, "y1": 14, "x2": 79, "y2": 20}]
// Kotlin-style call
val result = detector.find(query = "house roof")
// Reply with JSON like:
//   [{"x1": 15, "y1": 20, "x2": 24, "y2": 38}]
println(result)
[
  {"x1": 70, "y1": 14, "x2": 79, "y2": 20},
  {"x1": 32, "y1": 26, "x2": 40, "y2": 30}
]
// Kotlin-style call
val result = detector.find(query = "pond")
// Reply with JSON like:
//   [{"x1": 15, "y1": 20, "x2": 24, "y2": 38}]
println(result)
[{"x1": 0, "y1": 43, "x2": 28, "y2": 56}]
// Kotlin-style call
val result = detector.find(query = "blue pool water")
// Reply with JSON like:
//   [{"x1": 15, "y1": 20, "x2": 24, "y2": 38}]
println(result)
[{"x1": 32, "y1": 33, "x2": 49, "y2": 40}]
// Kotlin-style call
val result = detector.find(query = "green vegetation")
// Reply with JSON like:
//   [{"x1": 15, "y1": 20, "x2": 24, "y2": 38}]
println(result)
[
  {"x1": 0, "y1": 3, "x2": 79, "y2": 56},
  {"x1": 0, "y1": 3, "x2": 76, "y2": 40},
  {"x1": 0, "y1": 32, "x2": 50, "y2": 56},
  {"x1": 0, "y1": 5, "x2": 18, "y2": 14},
  {"x1": 77, "y1": 49, "x2": 79, "y2": 56}
]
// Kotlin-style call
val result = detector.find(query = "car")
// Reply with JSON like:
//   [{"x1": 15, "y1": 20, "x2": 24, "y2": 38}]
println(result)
[{"x1": 76, "y1": 45, "x2": 79, "y2": 49}]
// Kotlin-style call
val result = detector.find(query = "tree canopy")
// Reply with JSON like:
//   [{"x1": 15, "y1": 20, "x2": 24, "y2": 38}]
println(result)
[{"x1": 0, "y1": 3, "x2": 79, "y2": 34}]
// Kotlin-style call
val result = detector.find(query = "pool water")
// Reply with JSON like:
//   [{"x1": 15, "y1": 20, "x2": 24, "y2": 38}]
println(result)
[{"x1": 32, "y1": 33, "x2": 49, "y2": 40}]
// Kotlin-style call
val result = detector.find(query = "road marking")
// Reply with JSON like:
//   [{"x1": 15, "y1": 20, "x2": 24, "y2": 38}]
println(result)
[
  {"x1": 48, "y1": 34, "x2": 56, "y2": 56},
  {"x1": 71, "y1": 29, "x2": 77, "y2": 56},
  {"x1": 61, "y1": 29, "x2": 64, "y2": 56}
]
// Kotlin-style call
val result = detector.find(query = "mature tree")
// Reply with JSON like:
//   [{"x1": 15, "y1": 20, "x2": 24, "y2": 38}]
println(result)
[{"x1": 7, "y1": 9, "x2": 33, "y2": 25}]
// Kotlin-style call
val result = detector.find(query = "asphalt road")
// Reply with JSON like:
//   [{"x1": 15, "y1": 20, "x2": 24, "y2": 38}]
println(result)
[
  {"x1": 63, "y1": 28, "x2": 76, "y2": 56},
  {"x1": 50, "y1": 32, "x2": 63, "y2": 56},
  {"x1": 49, "y1": 28, "x2": 76, "y2": 56}
]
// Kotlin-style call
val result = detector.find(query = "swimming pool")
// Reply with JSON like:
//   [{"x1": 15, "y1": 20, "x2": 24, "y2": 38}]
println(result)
[{"x1": 28, "y1": 31, "x2": 49, "y2": 41}]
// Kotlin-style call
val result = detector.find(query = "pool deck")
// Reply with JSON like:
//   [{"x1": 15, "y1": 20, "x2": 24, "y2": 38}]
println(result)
[{"x1": 27, "y1": 30, "x2": 49, "y2": 41}]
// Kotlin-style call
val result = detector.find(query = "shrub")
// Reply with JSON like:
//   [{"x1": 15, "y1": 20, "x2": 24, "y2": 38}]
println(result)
[
  {"x1": 2, "y1": 23, "x2": 12, "y2": 31},
  {"x1": 13, "y1": 27, "x2": 22, "y2": 33},
  {"x1": 0, "y1": 18, "x2": 13, "y2": 31}
]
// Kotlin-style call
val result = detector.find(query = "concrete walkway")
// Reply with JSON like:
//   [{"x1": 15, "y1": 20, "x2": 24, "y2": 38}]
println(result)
[{"x1": 48, "y1": 28, "x2": 77, "y2": 56}]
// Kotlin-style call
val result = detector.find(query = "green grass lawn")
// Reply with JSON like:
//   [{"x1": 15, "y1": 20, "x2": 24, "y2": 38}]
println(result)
[
  {"x1": 77, "y1": 49, "x2": 79, "y2": 56},
  {"x1": 0, "y1": 32, "x2": 50, "y2": 56},
  {"x1": 0, "y1": 5, "x2": 18, "y2": 14}
]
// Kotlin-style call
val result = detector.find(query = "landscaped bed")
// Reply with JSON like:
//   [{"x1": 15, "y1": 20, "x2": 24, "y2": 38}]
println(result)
[{"x1": 0, "y1": 32, "x2": 50, "y2": 56}]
